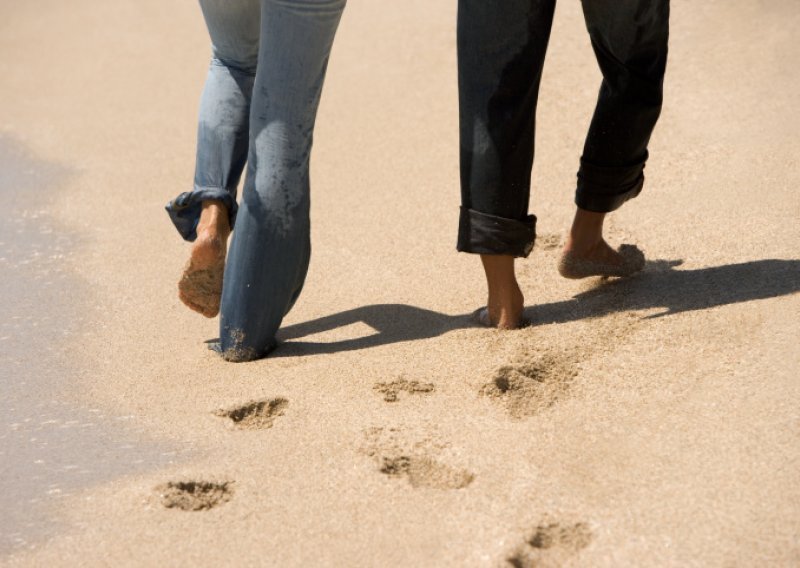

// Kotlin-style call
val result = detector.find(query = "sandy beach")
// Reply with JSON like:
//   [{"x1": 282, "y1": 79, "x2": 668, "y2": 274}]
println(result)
[{"x1": 2, "y1": 0, "x2": 799, "y2": 565}]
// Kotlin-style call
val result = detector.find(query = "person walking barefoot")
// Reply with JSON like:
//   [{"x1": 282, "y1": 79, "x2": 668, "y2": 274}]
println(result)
[
  {"x1": 177, "y1": 200, "x2": 230, "y2": 318},
  {"x1": 457, "y1": 0, "x2": 668, "y2": 329},
  {"x1": 166, "y1": 0, "x2": 346, "y2": 360}
]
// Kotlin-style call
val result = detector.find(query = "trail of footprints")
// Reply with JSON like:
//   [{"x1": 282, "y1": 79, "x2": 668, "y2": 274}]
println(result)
[
  {"x1": 154, "y1": 309, "x2": 611, "y2": 561},
  {"x1": 153, "y1": 398, "x2": 289, "y2": 512}
]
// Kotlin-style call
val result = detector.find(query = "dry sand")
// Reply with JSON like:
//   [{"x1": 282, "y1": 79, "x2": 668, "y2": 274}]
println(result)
[{"x1": 2, "y1": 0, "x2": 799, "y2": 565}]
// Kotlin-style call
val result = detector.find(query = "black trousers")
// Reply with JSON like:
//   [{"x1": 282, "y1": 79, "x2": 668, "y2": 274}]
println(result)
[{"x1": 457, "y1": 0, "x2": 669, "y2": 257}]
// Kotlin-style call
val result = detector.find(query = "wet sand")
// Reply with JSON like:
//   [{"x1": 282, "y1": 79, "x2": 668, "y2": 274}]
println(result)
[
  {"x1": 0, "y1": 136, "x2": 180, "y2": 553},
  {"x1": 2, "y1": 0, "x2": 799, "y2": 566}
]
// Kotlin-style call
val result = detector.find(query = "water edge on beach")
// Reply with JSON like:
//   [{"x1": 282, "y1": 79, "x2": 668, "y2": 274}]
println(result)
[{"x1": 0, "y1": 134, "x2": 180, "y2": 554}]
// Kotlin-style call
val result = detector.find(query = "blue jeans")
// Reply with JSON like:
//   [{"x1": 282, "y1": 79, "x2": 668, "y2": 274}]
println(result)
[{"x1": 166, "y1": 0, "x2": 346, "y2": 361}]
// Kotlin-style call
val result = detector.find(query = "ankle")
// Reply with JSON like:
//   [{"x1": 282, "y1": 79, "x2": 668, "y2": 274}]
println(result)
[
  {"x1": 480, "y1": 254, "x2": 524, "y2": 327},
  {"x1": 566, "y1": 208, "x2": 607, "y2": 252},
  {"x1": 196, "y1": 201, "x2": 230, "y2": 239},
  {"x1": 480, "y1": 254, "x2": 518, "y2": 294},
  {"x1": 487, "y1": 286, "x2": 524, "y2": 329},
  {"x1": 488, "y1": 283, "x2": 523, "y2": 310}
]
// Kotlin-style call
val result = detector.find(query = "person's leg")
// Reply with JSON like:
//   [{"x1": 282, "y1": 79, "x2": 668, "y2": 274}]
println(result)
[
  {"x1": 167, "y1": 0, "x2": 261, "y2": 315},
  {"x1": 480, "y1": 255, "x2": 524, "y2": 329},
  {"x1": 457, "y1": 0, "x2": 556, "y2": 328},
  {"x1": 218, "y1": 0, "x2": 346, "y2": 361},
  {"x1": 560, "y1": 0, "x2": 669, "y2": 278},
  {"x1": 178, "y1": 200, "x2": 232, "y2": 316}
]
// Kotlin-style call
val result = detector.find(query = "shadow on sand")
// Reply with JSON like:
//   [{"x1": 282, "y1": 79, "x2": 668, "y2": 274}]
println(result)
[{"x1": 265, "y1": 259, "x2": 799, "y2": 357}]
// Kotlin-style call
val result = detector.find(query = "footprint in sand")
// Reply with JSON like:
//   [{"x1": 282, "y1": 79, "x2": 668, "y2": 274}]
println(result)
[
  {"x1": 535, "y1": 233, "x2": 564, "y2": 252},
  {"x1": 480, "y1": 353, "x2": 578, "y2": 419},
  {"x1": 507, "y1": 522, "x2": 593, "y2": 567},
  {"x1": 155, "y1": 480, "x2": 233, "y2": 511},
  {"x1": 373, "y1": 377, "x2": 435, "y2": 402},
  {"x1": 214, "y1": 398, "x2": 288, "y2": 430},
  {"x1": 482, "y1": 309, "x2": 642, "y2": 420},
  {"x1": 361, "y1": 427, "x2": 474, "y2": 490},
  {"x1": 378, "y1": 455, "x2": 474, "y2": 489}
]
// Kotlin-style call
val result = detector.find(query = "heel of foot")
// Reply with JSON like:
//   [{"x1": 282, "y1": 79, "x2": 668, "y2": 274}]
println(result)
[
  {"x1": 178, "y1": 260, "x2": 224, "y2": 317},
  {"x1": 558, "y1": 245, "x2": 645, "y2": 279},
  {"x1": 473, "y1": 307, "x2": 526, "y2": 330}
]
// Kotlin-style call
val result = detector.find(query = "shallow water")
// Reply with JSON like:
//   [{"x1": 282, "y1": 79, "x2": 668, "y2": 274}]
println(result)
[{"x1": 0, "y1": 135, "x2": 179, "y2": 554}]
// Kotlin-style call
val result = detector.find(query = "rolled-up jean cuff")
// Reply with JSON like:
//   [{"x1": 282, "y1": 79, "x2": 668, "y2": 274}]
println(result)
[
  {"x1": 575, "y1": 156, "x2": 647, "y2": 213},
  {"x1": 457, "y1": 207, "x2": 536, "y2": 258},
  {"x1": 165, "y1": 187, "x2": 238, "y2": 242}
]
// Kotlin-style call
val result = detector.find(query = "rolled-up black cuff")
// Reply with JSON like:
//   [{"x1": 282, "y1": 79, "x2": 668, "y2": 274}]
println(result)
[
  {"x1": 575, "y1": 155, "x2": 647, "y2": 213},
  {"x1": 165, "y1": 187, "x2": 238, "y2": 242},
  {"x1": 457, "y1": 207, "x2": 536, "y2": 258}
]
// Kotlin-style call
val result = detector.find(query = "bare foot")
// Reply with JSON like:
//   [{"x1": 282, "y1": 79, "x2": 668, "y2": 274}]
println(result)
[
  {"x1": 178, "y1": 201, "x2": 230, "y2": 317},
  {"x1": 558, "y1": 242, "x2": 644, "y2": 279},
  {"x1": 478, "y1": 255, "x2": 525, "y2": 329},
  {"x1": 558, "y1": 209, "x2": 644, "y2": 279}
]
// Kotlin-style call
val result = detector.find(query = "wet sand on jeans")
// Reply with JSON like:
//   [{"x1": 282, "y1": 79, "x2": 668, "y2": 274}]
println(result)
[{"x1": 1, "y1": 0, "x2": 799, "y2": 565}]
